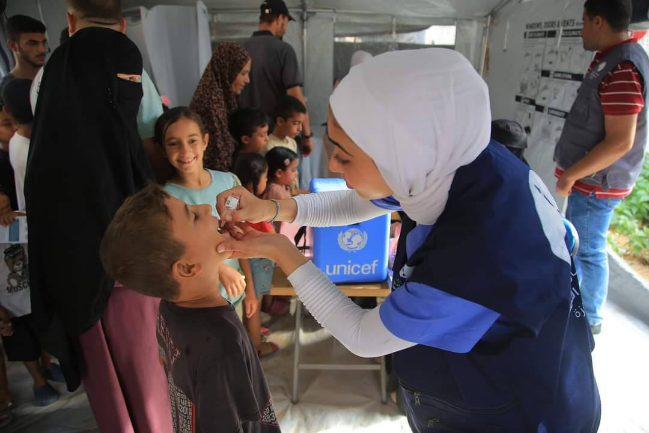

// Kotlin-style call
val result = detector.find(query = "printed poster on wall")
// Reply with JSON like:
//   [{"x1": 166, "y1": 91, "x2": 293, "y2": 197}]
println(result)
[{"x1": 515, "y1": 18, "x2": 592, "y2": 148}]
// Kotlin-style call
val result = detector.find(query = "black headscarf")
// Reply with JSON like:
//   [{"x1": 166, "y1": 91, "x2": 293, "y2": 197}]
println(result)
[{"x1": 25, "y1": 27, "x2": 154, "y2": 390}]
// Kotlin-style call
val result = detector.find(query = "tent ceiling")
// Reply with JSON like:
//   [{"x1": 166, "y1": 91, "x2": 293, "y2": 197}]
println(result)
[{"x1": 123, "y1": 0, "x2": 504, "y2": 19}]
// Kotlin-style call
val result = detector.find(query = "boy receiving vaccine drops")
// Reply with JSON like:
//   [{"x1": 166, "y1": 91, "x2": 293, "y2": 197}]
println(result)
[{"x1": 155, "y1": 107, "x2": 253, "y2": 319}]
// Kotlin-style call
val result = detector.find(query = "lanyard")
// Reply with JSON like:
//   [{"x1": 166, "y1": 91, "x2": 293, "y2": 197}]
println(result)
[{"x1": 391, "y1": 212, "x2": 417, "y2": 291}]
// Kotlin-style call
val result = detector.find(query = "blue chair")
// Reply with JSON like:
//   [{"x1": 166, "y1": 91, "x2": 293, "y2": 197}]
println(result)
[{"x1": 563, "y1": 218, "x2": 580, "y2": 257}]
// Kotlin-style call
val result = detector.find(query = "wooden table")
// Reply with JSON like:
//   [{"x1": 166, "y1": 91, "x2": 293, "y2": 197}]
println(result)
[{"x1": 271, "y1": 267, "x2": 391, "y2": 404}]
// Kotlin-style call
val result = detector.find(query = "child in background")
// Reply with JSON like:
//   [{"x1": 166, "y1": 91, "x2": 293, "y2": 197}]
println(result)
[
  {"x1": 0, "y1": 105, "x2": 17, "y2": 214},
  {"x1": 0, "y1": 105, "x2": 16, "y2": 426},
  {"x1": 266, "y1": 96, "x2": 307, "y2": 193},
  {"x1": 229, "y1": 107, "x2": 269, "y2": 165},
  {"x1": 0, "y1": 79, "x2": 64, "y2": 407},
  {"x1": 263, "y1": 146, "x2": 300, "y2": 206},
  {"x1": 100, "y1": 184, "x2": 281, "y2": 433},
  {"x1": 233, "y1": 153, "x2": 280, "y2": 356},
  {"x1": 155, "y1": 107, "x2": 252, "y2": 319},
  {"x1": 3, "y1": 78, "x2": 32, "y2": 211},
  {"x1": 261, "y1": 147, "x2": 303, "y2": 316}
]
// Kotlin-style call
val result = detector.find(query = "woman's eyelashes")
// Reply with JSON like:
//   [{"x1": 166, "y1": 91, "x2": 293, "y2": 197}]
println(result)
[{"x1": 334, "y1": 155, "x2": 349, "y2": 166}]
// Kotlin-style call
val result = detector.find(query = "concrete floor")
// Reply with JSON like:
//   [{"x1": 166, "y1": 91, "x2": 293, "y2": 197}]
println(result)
[{"x1": 3, "y1": 298, "x2": 648, "y2": 433}]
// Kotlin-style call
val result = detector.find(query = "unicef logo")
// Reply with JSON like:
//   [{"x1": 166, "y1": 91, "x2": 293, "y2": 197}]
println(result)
[{"x1": 338, "y1": 228, "x2": 368, "y2": 252}]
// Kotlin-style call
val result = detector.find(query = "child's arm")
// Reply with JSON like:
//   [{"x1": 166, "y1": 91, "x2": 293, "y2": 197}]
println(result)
[
  {"x1": 0, "y1": 211, "x2": 25, "y2": 227},
  {"x1": 219, "y1": 264, "x2": 245, "y2": 300},
  {"x1": 0, "y1": 193, "x2": 11, "y2": 215},
  {"x1": 0, "y1": 306, "x2": 13, "y2": 337},
  {"x1": 291, "y1": 189, "x2": 310, "y2": 196},
  {"x1": 239, "y1": 259, "x2": 257, "y2": 319}
]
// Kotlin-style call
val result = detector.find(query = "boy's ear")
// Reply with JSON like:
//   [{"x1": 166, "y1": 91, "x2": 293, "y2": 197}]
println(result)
[
  {"x1": 203, "y1": 133, "x2": 209, "y2": 149},
  {"x1": 276, "y1": 117, "x2": 285, "y2": 127},
  {"x1": 6, "y1": 40, "x2": 18, "y2": 54},
  {"x1": 172, "y1": 261, "x2": 202, "y2": 280},
  {"x1": 241, "y1": 135, "x2": 250, "y2": 145}
]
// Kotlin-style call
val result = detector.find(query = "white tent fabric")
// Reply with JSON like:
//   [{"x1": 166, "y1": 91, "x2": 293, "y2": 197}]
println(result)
[
  {"x1": 125, "y1": 0, "x2": 503, "y2": 20},
  {"x1": 196, "y1": 1, "x2": 212, "y2": 78},
  {"x1": 125, "y1": 3, "x2": 212, "y2": 107}
]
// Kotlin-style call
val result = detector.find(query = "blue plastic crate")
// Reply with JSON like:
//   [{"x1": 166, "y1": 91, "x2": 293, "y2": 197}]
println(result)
[{"x1": 309, "y1": 178, "x2": 389, "y2": 283}]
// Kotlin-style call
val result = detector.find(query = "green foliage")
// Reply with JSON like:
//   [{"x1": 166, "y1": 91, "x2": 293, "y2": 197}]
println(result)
[{"x1": 609, "y1": 157, "x2": 649, "y2": 264}]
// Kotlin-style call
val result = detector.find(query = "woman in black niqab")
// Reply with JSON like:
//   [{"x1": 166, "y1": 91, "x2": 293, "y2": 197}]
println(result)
[{"x1": 25, "y1": 27, "x2": 154, "y2": 391}]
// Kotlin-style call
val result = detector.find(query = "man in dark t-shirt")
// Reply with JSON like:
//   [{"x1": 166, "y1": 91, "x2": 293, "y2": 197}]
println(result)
[
  {"x1": 0, "y1": 15, "x2": 47, "y2": 106},
  {"x1": 240, "y1": 0, "x2": 314, "y2": 156}
]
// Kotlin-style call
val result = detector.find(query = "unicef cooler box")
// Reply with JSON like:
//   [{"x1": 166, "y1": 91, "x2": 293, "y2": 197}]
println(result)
[{"x1": 310, "y1": 178, "x2": 390, "y2": 284}]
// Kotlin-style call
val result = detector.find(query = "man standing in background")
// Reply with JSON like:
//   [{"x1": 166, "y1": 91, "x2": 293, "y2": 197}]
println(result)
[
  {"x1": 240, "y1": 0, "x2": 314, "y2": 157},
  {"x1": 0, "y1": 15, "x2": 47, "y2": 105},
  {"x1": 555, "y1": 0, "x2": 649, "y2": 335}
]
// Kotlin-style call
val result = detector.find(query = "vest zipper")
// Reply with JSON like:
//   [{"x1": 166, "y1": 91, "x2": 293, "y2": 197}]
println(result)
[{"x1": 400, "y1": 381, "x2": 517, "y2": 415}]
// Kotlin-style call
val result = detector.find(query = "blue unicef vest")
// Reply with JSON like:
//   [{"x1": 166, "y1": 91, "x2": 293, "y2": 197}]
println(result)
[
  {"x1": 555, "y1": 42, "x2": 649, "y2": 190},
  {"x1": 392, "y1": 142, "x2": 600, "y2": 431}
]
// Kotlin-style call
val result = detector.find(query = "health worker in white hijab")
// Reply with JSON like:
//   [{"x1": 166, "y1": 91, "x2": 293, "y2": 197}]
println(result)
[{"x1": 214, "y1": 48, "x2": 600, "y2": 432}]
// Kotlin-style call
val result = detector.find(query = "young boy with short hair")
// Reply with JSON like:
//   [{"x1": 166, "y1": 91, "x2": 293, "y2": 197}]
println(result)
[
  {"x1": 266, "y1": 95, "x2": 306, "y2": 156},
  {"x1": 229, "y1": 107, "x2": 270, "y2": 156},
  {"x1": 266, "y1": 95, "x2": 306, "y2": 192},
  {"x1": 100, "y1": 184, "x2": 281, "y2": 433}
]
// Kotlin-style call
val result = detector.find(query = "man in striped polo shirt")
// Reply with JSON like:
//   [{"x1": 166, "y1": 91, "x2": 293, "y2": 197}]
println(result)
[{"x1": 555, "y1": 0, "x2": 649, "y2": 335}]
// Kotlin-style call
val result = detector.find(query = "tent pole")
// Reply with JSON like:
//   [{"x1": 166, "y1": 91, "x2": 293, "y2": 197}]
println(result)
[
  {"x1": 479, "y1": 15, "x2": 491, "y2": 76},
  {"x1": 479, "y1": 0, "x2": 514, "y2": 76},
  {"x1": 302, "y1": 0, "x2": 308, "y2": 97}
]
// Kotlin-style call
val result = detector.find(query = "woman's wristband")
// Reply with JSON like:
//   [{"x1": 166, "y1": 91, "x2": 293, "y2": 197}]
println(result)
[{"x1": 267, "y1": 199, "x2": 280, "y2": 223}]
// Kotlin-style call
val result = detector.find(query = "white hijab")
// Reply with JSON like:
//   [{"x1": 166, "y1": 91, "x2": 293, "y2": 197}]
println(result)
[
  {"x1": 330, "y1": 48, "x2": 491, "y2": 225},
  {"x1": 350, "y1": 50, "x2": 373, "y2": 68}
]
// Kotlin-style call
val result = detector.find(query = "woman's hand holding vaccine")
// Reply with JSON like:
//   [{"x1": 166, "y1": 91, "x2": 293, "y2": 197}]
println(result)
[
  {"x1": 217, "y1": 187, "x2": 273, "y2": 224},
  {"x1": 216, "y1": 187, "x2": 299, "y2": 231},
  {"x1": 217, "y1": 224, "x2": 308, "y2": 277}
]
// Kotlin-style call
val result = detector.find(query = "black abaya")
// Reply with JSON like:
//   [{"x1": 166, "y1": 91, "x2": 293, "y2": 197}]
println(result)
[{"x1": 25, "y1": 27, "x2": 154, "y2": 390}]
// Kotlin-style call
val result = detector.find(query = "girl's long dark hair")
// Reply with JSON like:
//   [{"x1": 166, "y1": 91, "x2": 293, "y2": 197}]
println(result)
[
  {"x1": 265, "y1": 146, "x2": 298, "y2": 181},
  {"x1": 154, "y1": 106, "x2": 206, "y2": 146},
  {"x1": 232, "y1": 153, "x2": 268, "y2": 197}
]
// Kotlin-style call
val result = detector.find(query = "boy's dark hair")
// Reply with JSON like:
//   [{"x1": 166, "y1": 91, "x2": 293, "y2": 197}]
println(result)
[
  {"x1": 274, "y1": 95, "x2": 306, "y2": 122},
  {"x1": 60, "y1": 27, "x2": 70, "y2": 45},
  {"x1": 67, "y1": 0, "x2": 123, "y2": 23},
  {"x1": 229, "y1": 107, "x2": 269, "y2": 145},
  {"x1": 266, "y1": 146, "x2": 298, "y2": 179},
  {"x1": 584, "y1": 0, "x2": 632, "y2": 32},
  {"x1": 233, "y1": 153, "x2": 268, "y2": 197},
  {"x1": 100, "y1": 183, "x2": 184, "y2": 301},
  {"x1": 2, "y1": 79, "x2": 34, "y2": 125},
  {"x1": 154, "y1": 106, "x2": 206, "y2": 146},
  {"x1": 6, "y1": 15, "x2": 46, "y2": 42}
]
